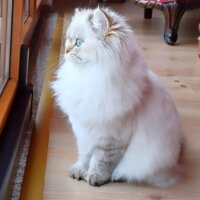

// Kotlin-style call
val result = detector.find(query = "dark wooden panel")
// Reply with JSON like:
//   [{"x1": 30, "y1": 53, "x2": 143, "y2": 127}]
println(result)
[{"x1": 0, "y1": 88, "x2": 32, "y2": 200}]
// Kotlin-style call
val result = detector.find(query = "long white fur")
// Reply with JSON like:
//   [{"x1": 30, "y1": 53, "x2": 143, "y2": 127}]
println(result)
[{"x1": 51, "y1": 7, "x2": 183, "y2": 187}]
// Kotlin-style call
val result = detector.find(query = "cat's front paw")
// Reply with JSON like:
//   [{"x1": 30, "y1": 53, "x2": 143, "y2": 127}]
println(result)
[
  {"x1": 87, "y1": 172, "x2": 110, "y2": 186},
  {"x1": 69, "y1": 164, "x2": 86, "y2": 181}
]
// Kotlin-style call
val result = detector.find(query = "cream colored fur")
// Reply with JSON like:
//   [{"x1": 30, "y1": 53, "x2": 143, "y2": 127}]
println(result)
[{"x1": 51, "y1": 7, "x2": 183, "y2": 187}]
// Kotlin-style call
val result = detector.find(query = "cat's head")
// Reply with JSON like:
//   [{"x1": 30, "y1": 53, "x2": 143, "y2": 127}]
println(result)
[{"x1": 64, "y1": 7, "x2": 134, "y2": 66}]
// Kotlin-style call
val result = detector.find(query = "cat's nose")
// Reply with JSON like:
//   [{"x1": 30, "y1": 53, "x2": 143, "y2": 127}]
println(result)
[{"x1": 65, "y1": 47, "x2": 71, "y2": 54}]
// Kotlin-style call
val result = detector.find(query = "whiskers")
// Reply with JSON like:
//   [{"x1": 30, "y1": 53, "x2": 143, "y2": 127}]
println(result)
[
  {"x1": 47, "y1": 53, "x2": 65, "y2": 75},
  {"x1": 55, "y1": 54, "x2": 65, "y2": 70},
  {"x1": 70, "y1": 54, "x2": 82, "y2": 62}
]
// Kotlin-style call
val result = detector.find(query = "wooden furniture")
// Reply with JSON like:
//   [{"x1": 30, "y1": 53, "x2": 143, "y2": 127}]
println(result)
[
  {"x1": 135, "y1": 0, "x2": 200, "y2": 45},
  {"x1": 98, "y1": 0, "x2": 126, "y2": 2},
  {"x1": 198, "y1": 23, "x2": 200, "y2": 57}
]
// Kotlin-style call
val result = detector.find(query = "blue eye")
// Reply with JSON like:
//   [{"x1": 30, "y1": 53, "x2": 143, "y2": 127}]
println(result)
[{"x1": 75, "y1": 38, "x2": 83, "y2": 47}]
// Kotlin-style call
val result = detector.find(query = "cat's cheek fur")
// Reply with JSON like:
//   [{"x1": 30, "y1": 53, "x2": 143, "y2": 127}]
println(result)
[{"x1": 51, "y1": 7, "x2": 183, "y2": 187}]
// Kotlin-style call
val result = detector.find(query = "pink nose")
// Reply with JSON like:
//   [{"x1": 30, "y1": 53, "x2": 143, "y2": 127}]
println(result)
[
  {"x1": 65, "y1": 48, "x2": 70, "y2": 54},
  {"x1": 65, "y1": 46, "x2": 73, "y2": 54}
]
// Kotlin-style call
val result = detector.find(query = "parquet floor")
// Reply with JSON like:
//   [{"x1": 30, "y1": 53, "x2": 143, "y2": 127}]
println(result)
[{"x1": 42, "y1": 1, "x2": 200, "y2": 199}]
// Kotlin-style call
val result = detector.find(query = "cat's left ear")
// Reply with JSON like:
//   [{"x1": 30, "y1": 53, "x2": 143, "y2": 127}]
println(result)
[{"x1": 92, "y1": 8, "x2": 109, "y2": 36}]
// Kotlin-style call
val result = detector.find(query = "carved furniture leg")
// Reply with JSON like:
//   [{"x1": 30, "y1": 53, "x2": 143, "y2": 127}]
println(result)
[
  {"x1": 162, "y1": 2, "x2": 186, "y2": 45},
  {"x1": 198, "y1": 23, "x2": 200, "y2": 58},
  {"x1": 144, "y1": 8, "x2": 153, "y2": 19}
]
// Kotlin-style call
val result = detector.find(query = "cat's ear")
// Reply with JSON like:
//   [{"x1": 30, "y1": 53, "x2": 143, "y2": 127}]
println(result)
[{"x1": 92, "y1": 8, "x2": 109, "y2": 35}]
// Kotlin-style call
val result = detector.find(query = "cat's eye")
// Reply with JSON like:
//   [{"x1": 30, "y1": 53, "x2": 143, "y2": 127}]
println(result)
[{"x1": 75, "y1": 38, "x2": 84, "y2": 47}]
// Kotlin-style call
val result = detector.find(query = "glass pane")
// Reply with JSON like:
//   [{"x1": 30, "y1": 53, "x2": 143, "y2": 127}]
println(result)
[
  {"x1": 0, "y1": 0, "x2": 13, "y2": 94},
  {"x1": 24, "y1": 0, "x2": 30, "y2": 22}
]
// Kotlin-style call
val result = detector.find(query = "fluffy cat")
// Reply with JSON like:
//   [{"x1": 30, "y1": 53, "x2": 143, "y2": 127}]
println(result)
[{"x1": 51, "y1": 7, "x2": 183, "y2": 187}]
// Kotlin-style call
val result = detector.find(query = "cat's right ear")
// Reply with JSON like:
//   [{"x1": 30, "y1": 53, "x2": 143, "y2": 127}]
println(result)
[{"x1": 91, "y1": 8, "x2": 109, "y2": 36}]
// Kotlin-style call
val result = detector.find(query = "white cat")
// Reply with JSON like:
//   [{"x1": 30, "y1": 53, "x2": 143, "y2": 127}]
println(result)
[{"x1": 51, "y1": 7, "x2": 183, "y2": 187}]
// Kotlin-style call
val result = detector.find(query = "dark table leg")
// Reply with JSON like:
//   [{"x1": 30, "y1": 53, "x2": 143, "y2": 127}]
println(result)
[
  {"x1": 198, "y1": 24, "x2": 200, "y2": 57},
  {"x1": 162, "y1": 2, "x2": 186, "y2": 45},
  {"x1": 144, "y1": 8, "x2": 153, "y2": 19}
]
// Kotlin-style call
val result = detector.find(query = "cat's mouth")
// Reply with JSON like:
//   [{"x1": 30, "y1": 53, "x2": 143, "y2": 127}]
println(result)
[
  {"x1": 68, "y1": 53, "x2": 89, "y2": 64},
  {"x1": 70, "y1": 54, "x2": 82, "y2": 61}
]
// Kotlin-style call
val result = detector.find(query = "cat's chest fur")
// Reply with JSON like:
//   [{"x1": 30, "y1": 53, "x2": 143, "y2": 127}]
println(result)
[{"x1": 52, "y1": 60, "x2": 144, "y2": 124}]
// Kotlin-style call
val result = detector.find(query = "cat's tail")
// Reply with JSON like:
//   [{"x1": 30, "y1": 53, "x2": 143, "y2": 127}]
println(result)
[
  {"x1": 145, "y1": 164, "x2": 183, "y2": 188},
  {"x1": 146, "y1": 139, "x2": 185, "y2": 188}
]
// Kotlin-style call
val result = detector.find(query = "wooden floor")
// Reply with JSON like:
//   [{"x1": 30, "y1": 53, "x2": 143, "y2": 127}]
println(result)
[{"x1": 42, "y1": 1, "x2": 200, "y2": 200}]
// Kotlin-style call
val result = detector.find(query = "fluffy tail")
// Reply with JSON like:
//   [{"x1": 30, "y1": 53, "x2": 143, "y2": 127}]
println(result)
[{"x1": 146, "y1": 165, "x2": 183, "y2": 187}]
